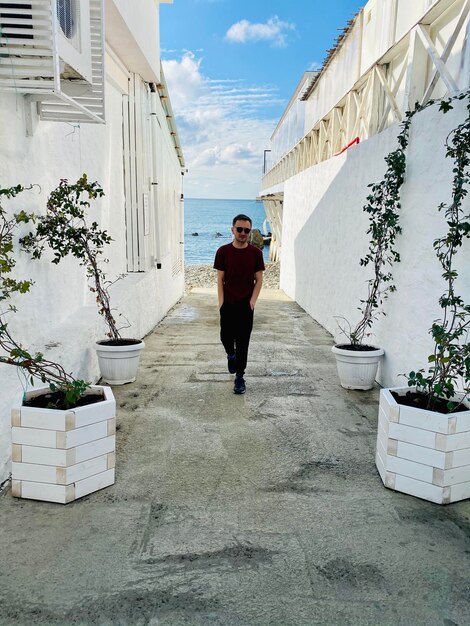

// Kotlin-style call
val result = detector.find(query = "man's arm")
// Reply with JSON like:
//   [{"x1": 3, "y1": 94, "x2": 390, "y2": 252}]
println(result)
[
  {"x1": 217, "y1": 270, "x2": 225, "y2": 307},
  {"x1": 249, "y1": 270, "x2": 263, "y2": 310}
]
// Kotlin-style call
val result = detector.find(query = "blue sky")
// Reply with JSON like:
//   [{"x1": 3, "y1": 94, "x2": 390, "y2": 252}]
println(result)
[{"x1": 160, "y1": 0, "x2": 363, "y2": 199}]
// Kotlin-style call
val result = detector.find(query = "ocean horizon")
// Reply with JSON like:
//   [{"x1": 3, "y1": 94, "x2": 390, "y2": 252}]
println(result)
[{"x1": 184, "y1": 197, "x2": 270, "y2": 266}]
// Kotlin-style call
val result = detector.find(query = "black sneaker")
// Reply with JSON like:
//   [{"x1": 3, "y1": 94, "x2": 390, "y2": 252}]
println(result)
[
  {"x1": 234, "y1": 376, "x2": 246, "y2": 394},
  {"x1": 227, "y1": 353, "x2": 236, "y2": 374}
]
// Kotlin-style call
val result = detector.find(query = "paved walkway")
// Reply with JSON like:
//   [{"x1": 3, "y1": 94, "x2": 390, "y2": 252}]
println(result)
[{"x1": 1, "y1": 288, "x2": 469, "y2": 626}]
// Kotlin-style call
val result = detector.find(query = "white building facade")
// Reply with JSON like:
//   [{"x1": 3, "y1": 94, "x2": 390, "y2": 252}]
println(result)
[
  {"x1": 260, "y1": 0, "x2": 470, "y2": 388},
  {"x1": 0, "y1": 0, "x2": 185, "y2": 483}
]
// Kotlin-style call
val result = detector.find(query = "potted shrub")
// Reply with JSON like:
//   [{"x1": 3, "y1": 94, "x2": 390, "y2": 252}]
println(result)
[
  {"x1": 331, "y1": 109, "x2": 420, "y2": 389},
  {"x1": 377, "y1": 93, "x2": 470, "y2": 504},
  {"x1": 21, "y1": 175, "x2": 145, "y2": 385},
  {"x1": 0, "y1": 184, "x2": 116, "y2": 504}
]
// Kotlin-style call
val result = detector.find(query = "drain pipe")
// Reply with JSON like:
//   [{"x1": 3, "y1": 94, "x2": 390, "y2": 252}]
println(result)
[{"x1": 149, "y1": 83, "x2": 162, "y2": 268}]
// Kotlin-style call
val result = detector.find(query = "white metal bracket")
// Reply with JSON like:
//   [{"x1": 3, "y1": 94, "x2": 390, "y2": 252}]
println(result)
[{"x1": 23, "y1": 95, "x2": 40, "y2": 137}]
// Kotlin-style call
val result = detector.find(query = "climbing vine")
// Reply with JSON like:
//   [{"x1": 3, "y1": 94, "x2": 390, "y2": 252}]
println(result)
[
  {"x1": 339, "y1": 101, "x2": 433, "y2": 346},
  {"x1": 407, "y1": 91, "x2": 470, "y2": 411}
]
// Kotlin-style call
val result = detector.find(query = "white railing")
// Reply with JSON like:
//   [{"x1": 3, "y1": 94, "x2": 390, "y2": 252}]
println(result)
[{"x1": 261, "y1": 0, "x2": 470, "y2": 191}]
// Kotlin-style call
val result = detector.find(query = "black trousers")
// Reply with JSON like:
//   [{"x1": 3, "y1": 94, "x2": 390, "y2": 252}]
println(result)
[{"x1": 219, "y1": 301, "x2": 254, "y2": 377}]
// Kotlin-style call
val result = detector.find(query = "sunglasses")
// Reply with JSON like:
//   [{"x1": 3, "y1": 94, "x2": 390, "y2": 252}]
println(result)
[{"x1": 235, "y1": 227, "x2": 251, "y2": 234}]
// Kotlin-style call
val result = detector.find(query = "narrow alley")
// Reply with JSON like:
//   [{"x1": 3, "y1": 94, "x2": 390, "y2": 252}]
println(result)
[{"x1": 1, "y1": 288, "x2": 469, "y2": 626}]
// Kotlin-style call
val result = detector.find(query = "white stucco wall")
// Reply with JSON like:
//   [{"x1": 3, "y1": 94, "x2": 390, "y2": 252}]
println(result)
[
  {"x1": 0, "y1": 69, "x2": 184, "y2": 482},
  {"x1": 280, "y1": 99, "x2": 470, "y2": 389}
]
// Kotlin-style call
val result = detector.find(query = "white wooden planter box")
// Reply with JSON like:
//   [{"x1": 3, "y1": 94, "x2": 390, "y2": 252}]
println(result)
[
  {"x1": 11, "y1": 385, "x2": 116, "y2": 504},
  {"x1": 376, "y1": 387, "x2": 470, "y2": 504}
]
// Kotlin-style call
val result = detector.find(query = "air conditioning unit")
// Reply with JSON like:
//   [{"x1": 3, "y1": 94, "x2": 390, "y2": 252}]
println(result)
[{"x1": 0, "y1": 0, "x2": 105, "y2": 124}]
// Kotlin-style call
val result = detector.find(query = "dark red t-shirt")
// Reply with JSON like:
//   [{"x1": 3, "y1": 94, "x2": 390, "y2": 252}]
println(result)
[{"x1": 213, "y1": 243, "x2": 265, "y2": 304}]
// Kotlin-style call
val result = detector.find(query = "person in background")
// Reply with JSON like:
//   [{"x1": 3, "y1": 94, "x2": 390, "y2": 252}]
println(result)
[{"x1": 214, "y1": 214, "x2": 265, "y2": 394}]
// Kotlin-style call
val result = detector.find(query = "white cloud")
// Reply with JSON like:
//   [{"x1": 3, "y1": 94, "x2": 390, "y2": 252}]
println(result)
[
  {"x1": 225, "y1": 16, "x2": 295, "y2": 47},
  {"x1": 207, "y1": 78, "x2": 243, "y2": 84},
  {"x1": 160, "y1": 52, "x2": 205, "y2": 110},
  {"x1": 162, "y1": 52, "x2": 283, "y2": 198},
  {"x1": 192, "y1": 143, "x2": 259, "y2": 167}
]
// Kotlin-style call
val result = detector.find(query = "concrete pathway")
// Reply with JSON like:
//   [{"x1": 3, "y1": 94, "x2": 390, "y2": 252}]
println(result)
[{"x1": 1, "y1": 288, "x2": 470, "y2": 626}]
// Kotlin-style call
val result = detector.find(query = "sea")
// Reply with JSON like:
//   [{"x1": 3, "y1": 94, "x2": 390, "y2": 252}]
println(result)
[{"x1": 184, "y1": 198, "x2": 270, "y2": 266}]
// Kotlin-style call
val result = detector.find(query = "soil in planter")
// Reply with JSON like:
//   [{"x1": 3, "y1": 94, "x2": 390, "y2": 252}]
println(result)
[
  {"x1": 391, "y1": 390, "x2": 468, "y2": 415},
  {"x1": 23, "y1": 391, "x2": 104, "y2": 410},
  {"x1": 97, "y1": 338, "x2": 142, "y2": 347},
  {"x1": 336, "y1": 344, "x2": 378, "y2": 352}
]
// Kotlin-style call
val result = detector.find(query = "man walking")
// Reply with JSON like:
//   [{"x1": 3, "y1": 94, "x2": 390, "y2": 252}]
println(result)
[{"x1": 214, "y1": 214, "x2": 265, "y2": 394}]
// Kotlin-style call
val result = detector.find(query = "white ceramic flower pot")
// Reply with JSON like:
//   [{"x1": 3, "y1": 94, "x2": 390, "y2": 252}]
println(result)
[
  {"x1": 95, "y1": 339, "x2": 145, "y2": 385},
  {"x1": 11, "y1": 385, "x2": 116, "y2": 504},
  {"x1": 376, "y1": 387, "x2": 470, "y2": 504},
  {"x1": 331, "y1": 344, "x2": 384, "y2": 390}
]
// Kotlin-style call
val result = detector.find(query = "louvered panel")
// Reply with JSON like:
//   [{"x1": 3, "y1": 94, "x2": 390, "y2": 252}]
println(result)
[
  {"x1": 0, "y1": 0, "x2": 56, "y2": 92},
  {"x1": 1, "y1": 12, "x2": 49, "y2": 19},
  {"x1": 2, "y1": 8, "x2": 49, "y2": 17},
  {"x1": 4, "y1": 81, "x2": 55, "y2": 89},
  {"x1": 0, "y1": 46, "x2": 52, "y2": 55},
  {"x1": 86, "y1": 0, "x2": 105, "y2": 121},
  {"x1": 0, "y1": 18, "x2": 50, "y2": 25},
  {"x1": 1, "y1": 0, "x2": 105, "y2": 123},
  {"x1": 2, "y1": 35, "x2": 52, "y2": 43},
  {"x1": 0, "y1": 67, "x2": 54, "y2": 77},
  {"x1": 39, "y1": 0, "x2": 104, "y2": 123},
  {"x1": 1, "y1": 25, "x2": 51, "y2": 34},
  {"x1": 38, "y1": 92, "x2": 104, "y2": 123},
  {"x1": 0, "y1": 5, "x2": 47, "y2": 12},
  {"x1": 73, "y1": 97, "x2": 103, "y2": 106},
  {"x1": 0, "y1": 56, "x2": 52, "y2": 64},
  {"x1": 37, "y1": 110, "x2": 94, "y2": 121}
]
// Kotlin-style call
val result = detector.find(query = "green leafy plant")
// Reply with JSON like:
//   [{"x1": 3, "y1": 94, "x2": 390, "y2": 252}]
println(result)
[
  {"x1": 337, "y1": 103, "x2": 431, "y2": 347},
  {"x1": 21, "y1": 174, "x2": 127, "y2": 342},
  {"x1": 407, "y1": 91, "x2": 470, "y2": 412},
  {"x1": 0, "y1": 184, "x2": 89, "y2": 408}
]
